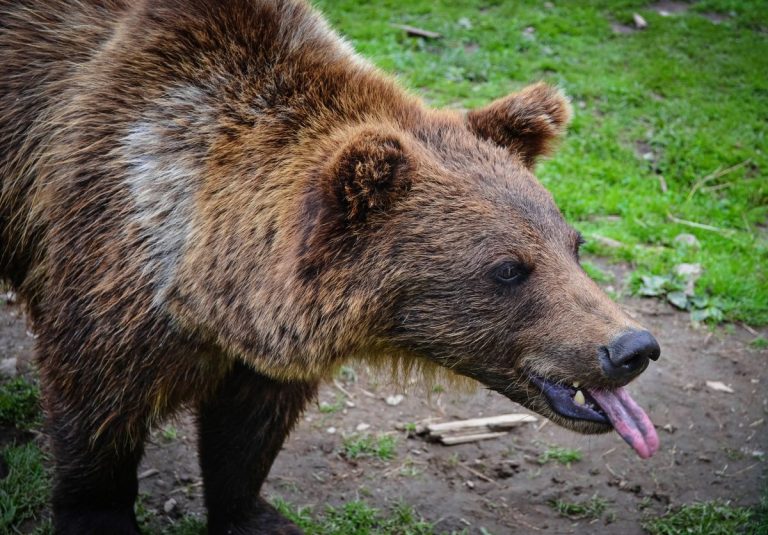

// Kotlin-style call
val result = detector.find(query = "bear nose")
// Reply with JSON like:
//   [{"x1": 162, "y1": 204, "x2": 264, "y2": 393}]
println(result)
[{"x1": 600, "y1": 330, "x2": 660, "y2": 381}]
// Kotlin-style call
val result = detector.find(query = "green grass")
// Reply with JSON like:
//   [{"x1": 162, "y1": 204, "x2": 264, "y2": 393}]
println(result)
[
  {"x1": 319, "y1": 396, "x2": 345, "y2": 414},
  {"x1": 143, "y1": 496, "x2": 465, "y2": 535},
  {"x1": 642, "y1": 499, "x2": 766, "y2": 535},
  {"x1": 538, "y1": 446, "x2": 582, "y2": 467},
  {"x1": 0, "y1": 442, "x2": 50, "y2": 533},
  {"x1": 146, "y1": 515, "x2": 206, "y2": 535},
  {"x1": 160, "y1": 425, "x2": 179, "y2": 443},
  {"x1": 158, "y1": 517, "x2": 206, "y2": 535},
  {"x1": 271, "y1": 497, "x2": 440, "y2": 535},
  {"x1": 0, "y1": 377, "x2": 42, "y2": 430},
  {"x1": 314, "y1": 0, "x2": 768, "y2": 324},
  {"x1": 550, "y1": 494, "x2": 609, "y2": 520},
  {"x1": 342, "y1": 433, "x2": 398, "y2": 461},
  {"x1": 336, "y1": 366, "x2": 359, "y2": 383}
]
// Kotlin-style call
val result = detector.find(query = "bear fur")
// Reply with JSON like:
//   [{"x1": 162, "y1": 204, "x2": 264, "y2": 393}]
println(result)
[{"x1": 0, "y1": 1, "x2": 657, "y2": 533}]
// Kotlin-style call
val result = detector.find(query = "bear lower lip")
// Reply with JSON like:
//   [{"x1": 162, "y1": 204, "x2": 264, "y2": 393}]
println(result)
[{"x1": 529, "y1": 375, "x2": 609, "y2": 425}]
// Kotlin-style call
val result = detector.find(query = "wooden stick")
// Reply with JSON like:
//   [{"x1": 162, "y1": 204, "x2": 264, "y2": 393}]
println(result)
[
  {"x1": 658, "y1": 174, "x2": 668, "y2": 193},
  {"x1": 357, "y1": 387, "x2": 376, "y2": 398},
  {"x1": 667, "y1": 213, "x2": 732, "y2": 234},
  {"x1": 427, "y1": 413, "x2": 537, "y2": 434},
  {"x1": 686, "y1": 160, "x2": 749, "y2": 202},
  {"x1": 333, "y1": 379, "x2": 354, "y2": 399},
  {"x1": 439, "y1": 432, "x2": 508, "y2": 445},
  {"x1": 741, "y1": 323, "x2": 758, "y2": 336},
  {"x1": 457, "y1": 463, "x2": 500, "y2": 486},
  {"x1": 138, "y1": 468, "x2": 159, "y2": 480},
  {"x1": 391, "y1": 24, "x2": 442, "y2": 39}
]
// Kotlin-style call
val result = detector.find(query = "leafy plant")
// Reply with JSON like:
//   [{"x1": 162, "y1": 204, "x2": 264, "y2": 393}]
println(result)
[
  {"x1": 336, "y1": 366, "x2": 358, "y2": 383},
  {"x1": 319, "y1": 396, "x2": 345, "y2": 414},
  {"x1": 550, "y1": 494, "x2": 609, "y2": 520},
  {"x1": 633, "y1": 273, "x2": 725, "y2": 323},
  {"x1": 538, "y1": 447, "x2": 582, "y2": 467},
  {"x1": 342, "y1": 433, "x2": 398, "y2": 461},
  {"x1": 160, "y1": 425, "x2": 178, "y2": 443},
  {"x1": 0, "y1": 377, "x2": 42, "y2": 430},
  {"x1": 0, "y1": 443, "x2": 50, "y2": 532}
]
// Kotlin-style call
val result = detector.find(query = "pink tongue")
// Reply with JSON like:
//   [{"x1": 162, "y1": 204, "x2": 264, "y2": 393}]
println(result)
[{"x1": 587, "y1": 387, "x2": 659, "y2": 459}]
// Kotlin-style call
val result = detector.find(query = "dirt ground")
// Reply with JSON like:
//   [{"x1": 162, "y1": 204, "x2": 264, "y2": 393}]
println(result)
[{"x1": 3, "y1": 259, "x2": 767, "y2": 534}]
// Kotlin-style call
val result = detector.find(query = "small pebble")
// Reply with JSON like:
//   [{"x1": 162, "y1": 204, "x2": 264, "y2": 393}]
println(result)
[
  {"x1": 163, "y1": 498, "x2": 177, "y2": 514},
  {"x1": 356, "y1": 423, "x2": 370, "y2": 432},
  {"x1": 386, "y1": 395, "x2": 404, "y2": 406},
  {"x1": 177, "y1": 473, "x2": 195, "y2": 484}
]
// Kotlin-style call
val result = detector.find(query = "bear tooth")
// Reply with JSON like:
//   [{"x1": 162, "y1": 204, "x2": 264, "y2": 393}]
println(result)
[
  {"x1": 572, "y1": 381, "x2": 580, "y2": 388},
  {"x1": 574, "y1": 390, "x2": 586, "y2": 406}
]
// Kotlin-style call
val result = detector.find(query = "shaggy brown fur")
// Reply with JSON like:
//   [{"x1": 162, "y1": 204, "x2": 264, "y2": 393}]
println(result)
[{"x1": 1, "y1": 1, "x2": 657, "y2": 533}]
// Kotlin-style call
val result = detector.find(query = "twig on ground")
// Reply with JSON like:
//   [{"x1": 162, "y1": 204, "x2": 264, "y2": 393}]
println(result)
[
  {"x1": 391, "y1": 24, "x2": 442, "y2": 39},
  {"x1": 658, "y1": 175, "x2": 668, "y2": 193},
  {"x1": 170, "y1": 481, "x2": 203, "y2": 495},
  {"x1": 511, "y1": 511, "x2": 542, "y2": 531},
  {"x1": 721, "y1": 462, "x2": 761, "y2": 478},
  {"x1": 138, "y1": 468, "x2": 159, "y2": 480},
  {"x1": 740, "y1": 323, "x2": 758, "y2": 336},
  {"x1": 667, "y1": 213, "x2": 733, "y2": 234},
  {"x1": 604, "y1": 463, "x2": 622, "y2": 479},
  {"x1": 686, "y1": 160, "x2": 750, "y2": 201},
  {"x1": 440, "y1": 432, "x2": 508, "y2": 445},
  {"x1": 333, "y1": 379, "x2": 355, "y2": 399},
  {"x1": 457, "y1": 463, "x2": 501, "y2": 487}
]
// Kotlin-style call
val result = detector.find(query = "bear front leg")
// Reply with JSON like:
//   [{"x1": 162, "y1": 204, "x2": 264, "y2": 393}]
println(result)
[
  {"x1": 197, "y1": 361, "x2": 318, "y2": 535},
  {"x1": 49, "y1": 412, "x2": 147, "y2": 535}
]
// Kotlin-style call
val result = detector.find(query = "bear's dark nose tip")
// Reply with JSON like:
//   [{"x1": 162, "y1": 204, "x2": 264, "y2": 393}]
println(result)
[{"x1": 601, "y1": 330, "x2": 660, "y2": 381}]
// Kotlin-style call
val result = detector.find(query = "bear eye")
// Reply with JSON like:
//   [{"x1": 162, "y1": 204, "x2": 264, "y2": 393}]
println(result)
[{"x1": 493, "y1": 261, "x2": 527, "y2": 285}]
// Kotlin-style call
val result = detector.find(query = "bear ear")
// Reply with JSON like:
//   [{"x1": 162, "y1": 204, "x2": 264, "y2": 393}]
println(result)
[
  {"x1": 466, "y1": 82, "x2": 572, "y2": 168},
  {"x1": 326, "y1": 129, "x2": 413, "y2": 224}
]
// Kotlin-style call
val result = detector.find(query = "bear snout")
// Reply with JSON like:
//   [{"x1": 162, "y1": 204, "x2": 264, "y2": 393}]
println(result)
[{"x1": 599, "y1": 330, "x2": 661, "y2": 382}]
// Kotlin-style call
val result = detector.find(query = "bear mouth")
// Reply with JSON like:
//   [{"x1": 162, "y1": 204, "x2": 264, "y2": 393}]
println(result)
[{"x1": 529, "y1": 375, "x2": 659, "y2": 459}]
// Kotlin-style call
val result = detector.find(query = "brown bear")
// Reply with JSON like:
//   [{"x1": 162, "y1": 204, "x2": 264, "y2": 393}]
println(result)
[{"x1": 0, "y1": 0, "x2": 661, "y2": 533}]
